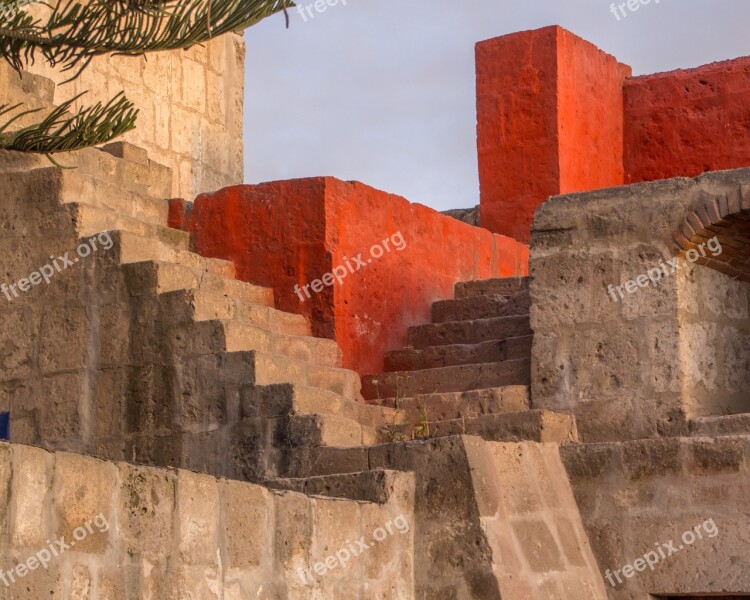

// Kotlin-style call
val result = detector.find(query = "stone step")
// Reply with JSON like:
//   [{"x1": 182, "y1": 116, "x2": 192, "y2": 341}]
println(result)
[
  {"x1": 70, "y1": 204, "x2": 191, "y2": 251},
  {"x1": 166, "y1": 318, "x2": 341, "y2": 368},
  {"x1": 59, "y1": 168, "x2": 169, "y2": 226},
  {"x1": 252, "y1": 351, "x2": 361, "y2": 400},
  {"x1": 111, "y1": 230, "x2": 235, "y2": 279},
  {"x1": 689, "y1": 414, "x2": 750, "y2": 436},
  {"x1": 361, "y1": 358, "x2": 531, "y2": 402},
  {"x1": 128, "y1": 263, "x2": 275, "y2": 309},
  {"x1": 240, "y1": 384, "x2": 398, "y2": 429},
  {"x1": 407, "y1": 314, "x2": 531, "y2": 348},
  {"x1": 384, "y1": 335, "x2": 532, "y2": 371},
  {"x1": 222, "y1": 320, "x2": 342, "y2": 368},
  {"x1": 187, "y1": 350, "x2": 361, "y2": 401},
  {"x1": 377, "y1": 409, "x2": 578, "y2": 444},
  {"x1": 371, "y1": 386, "x2": 530, "y2": 422},
  {"x1": 454, "y1": 276, "x2": 530, "y2": 299},
  {"x1": 431, "y1": 290, "x2": 530, "y2": 323},
  {"x1": 284, "y1": 414, "x2": 378, "y2": 448}
]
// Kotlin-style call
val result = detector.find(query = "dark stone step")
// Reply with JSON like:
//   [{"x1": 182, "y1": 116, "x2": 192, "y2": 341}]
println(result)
[
  {"x1": 432, "y1": 290, "x2": 530, "y2": 323},
  {"x1": 378, "y1": 410, "x2": 578, "y2": 444},
  {"x1": 361, "y1": 358, "x2": 531, "y2": 402},
  {"x1": 454, "y1": 276, "x2": 530, "y2": 299},
  {"x1": 407, "y1": 314, "x2": 531, "y2": 348},
  {"x1": 373, "y1": 386, "x2": 530, "y2": 422},
  {"x1": 384, "y1": 336, "x2": 532, "y2": 371}
]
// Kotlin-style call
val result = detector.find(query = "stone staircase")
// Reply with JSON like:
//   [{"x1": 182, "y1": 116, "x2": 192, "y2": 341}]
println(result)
[
  {"x1": 0, "y1": 65, "x2": 399, "y2": 470},
  {"x1": 363, "y1": 277, "x2": 578, "y2": 443}
]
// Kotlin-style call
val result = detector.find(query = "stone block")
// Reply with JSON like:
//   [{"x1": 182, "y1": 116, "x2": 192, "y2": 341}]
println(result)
[
  {"x1": 52, "y1": 452, "x2": 116, "y2": 554},
  {"x1": 220, "y1": 479, "x2": 271, "y2": 571},
  {"x1": 511, "y1": 519, "x2": 564, "y2": 572},
  {"x1": 687, "y1": 437, "x2": 747, "y2": 474},
  {"x1": 311, "y1": 498, "x2": 361, "y2": 584},
  {"x1": 622, "y1": 439, "x2": 682, "y2": 480},
  {"x1": 39, "y1": 373, "x2": 83, "y2": 444},
  {"x1": 722, "y1": 326, "x2": 750, "y2": 394},
  {"x1": 70, "y1": 564, "x2": 93, "y2": 600},
  {"x1": 117, "y1": 463, "x2": 175, "y2": 558},
  {"x1": 165, "y1": 566, "x2": 222, "y2": 599},
  {"x1": 176, "y1": 470, "x2": 220, "y2": 567},
  {"x1": 273, "y1": 490, "x2": 313, "y2": 593},
  {"x1": 39, "y1": 307, "x2": 88, "y2": 374},
  {"x1": 10, "y1": 444, "x2": 51, "y2": 547}
]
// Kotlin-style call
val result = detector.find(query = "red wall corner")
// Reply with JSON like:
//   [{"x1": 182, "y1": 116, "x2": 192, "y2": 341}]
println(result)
[
  {"x1": 477, "y1": 26, "x2": 629, "y2": 244},
  {"x1": 178, "y1": 178, "x2": 529, "y2": 376}
]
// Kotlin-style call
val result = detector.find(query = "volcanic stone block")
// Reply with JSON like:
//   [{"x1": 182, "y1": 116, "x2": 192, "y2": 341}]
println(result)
[
  {"x1": 176, "y1": 470, "x2": 220, "y2": 567},
  {"x1": 117, "y1": 463, "x2": 175, "y2": 559},
  {"x1": 10, "y1": 444, "x2": 52, "y2": 548},
  {"x1": 477, "y1": 26, "x2": 630, "y2": 242},
  {"x1": 52, "y1": 452, "x2": 116, "y2": 554},
  {"x1": 220, "y1": 480, "x2": 271, "y2": 571}
]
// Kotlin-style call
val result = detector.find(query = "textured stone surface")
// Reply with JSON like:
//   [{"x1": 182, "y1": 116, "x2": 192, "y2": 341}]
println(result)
[
  {"x1": 476, "y1": 26, "x2": 630, "y2": 242},
  {"x1": 530, "y1": 168, "x2": 750, "y2": 441},
  {"x1": 12, "y1": 31, "x2": 245, "y2": 200},
  {"x1": 562, "y1": 436, "x2": 750, "y2": 597},
  {"x1": 625, "y1": 57, "x2": 750, "y2": 185},
  {"x1": 173, "y1": 177, "x2": 529, "y2": 374},
  {"x1": 0, "y1": 441, "x2": 416, "y2": 598}
]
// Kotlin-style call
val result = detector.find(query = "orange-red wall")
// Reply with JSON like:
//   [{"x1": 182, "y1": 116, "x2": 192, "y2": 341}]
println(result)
[
  {"x1": 477, "y1": 27, "x2": 750, "y2": 244},
  {"x1": 624, "y1": 57, "x2": 750, "y2": 183},
  {"x1": 173, "y1": 178, "x2": 529, "y2": 375},
  {"x1": 557, "y1": 29, "x2": 631, "y2": 194},
  {"x1": 477, "y1": 26, "x2": 630, "y2": 243}
]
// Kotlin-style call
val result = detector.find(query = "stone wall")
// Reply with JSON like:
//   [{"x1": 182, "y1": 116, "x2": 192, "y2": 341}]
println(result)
[
  {"x1": 624, "y1": 57, "x2": 750, "y2": 185},
  {"x1": 562, "y1": 436, "x2": 750, "y2": 599},
  {"x1": 4, "y1": 10, "x2": 244, "y2": 200},
  {"x1": 172, "y1": 177, "x2": 530, "y2": 375},
  {"x1": 0, "y1": 441, "x2": 415, "y2": 598},
  {"x1": 530, "y1": 167, "x2": 750, "y2": 442},
  {"x1": 476, "y1": 26, "x2": 630, "y2": 243},
  {"x1": 476, "y1": 26, "x2": 750, "y2": 245}
]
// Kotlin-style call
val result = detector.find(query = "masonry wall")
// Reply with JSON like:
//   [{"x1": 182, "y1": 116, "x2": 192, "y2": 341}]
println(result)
[
  {"x1": 624, "y1": 57, "x2": 750, "y2": 184},
  {"x1": 476, "y1": 26, "x2": 630, "y2": 243},
  {"x1": 562, "y1": 436, "x2": 750, "y2": 599},
  {"x1": 11, "y1": 15, "x2": 244, "y2": 200},
  {"x1": 0, "y1": 442, "x2": 415, "y2": 598},
  {"x1": 476, "y1": 27, "x2": 750, "y2": 245},
  {"x1": 529, "y1": 167, "x2": 750, "y2": 442},
  {"x1": 174, "y1": 177, "x2": 529, "y2": 375}
]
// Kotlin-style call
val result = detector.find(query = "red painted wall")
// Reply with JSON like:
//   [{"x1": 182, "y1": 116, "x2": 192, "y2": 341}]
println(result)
[
  {"x1": 476, "y1": 26, "x2": 629, "y2": 243},
  {"x1": 476, "y1": 27, "x2": 560, "y2": 244},
  {"x1": 174, "y1": 178, "x2": 529, "y2": 375},
  {"x1": 556, "y1": 29, "x2": 631, "y2": 194},
  {"x1": 624, "y1": 57, "x2": 750, "y2": 183}
]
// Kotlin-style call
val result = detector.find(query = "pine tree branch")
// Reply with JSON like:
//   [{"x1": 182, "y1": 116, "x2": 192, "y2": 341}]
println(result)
[{"x1": 0, "y1": 91, "x2": 138, "y2": 153}]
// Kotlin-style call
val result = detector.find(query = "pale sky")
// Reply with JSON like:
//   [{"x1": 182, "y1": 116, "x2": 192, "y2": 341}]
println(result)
[{"x1": 243, "y1": 1, "x2": 750, "y2": 212}]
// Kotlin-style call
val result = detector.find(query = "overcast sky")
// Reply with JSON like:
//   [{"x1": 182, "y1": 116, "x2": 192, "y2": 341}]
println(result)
[{"x1": 243, "y1": 1, "x2": 749, "y2": 212}]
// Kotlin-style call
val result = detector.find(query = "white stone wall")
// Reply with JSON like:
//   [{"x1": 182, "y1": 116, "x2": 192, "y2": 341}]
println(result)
[
  {"x1": 19, "y1": 15, "x2": 244, "y2": 200},
  {"x1": 0, "y1": 442, "x2": 416, "y2": 598}
]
